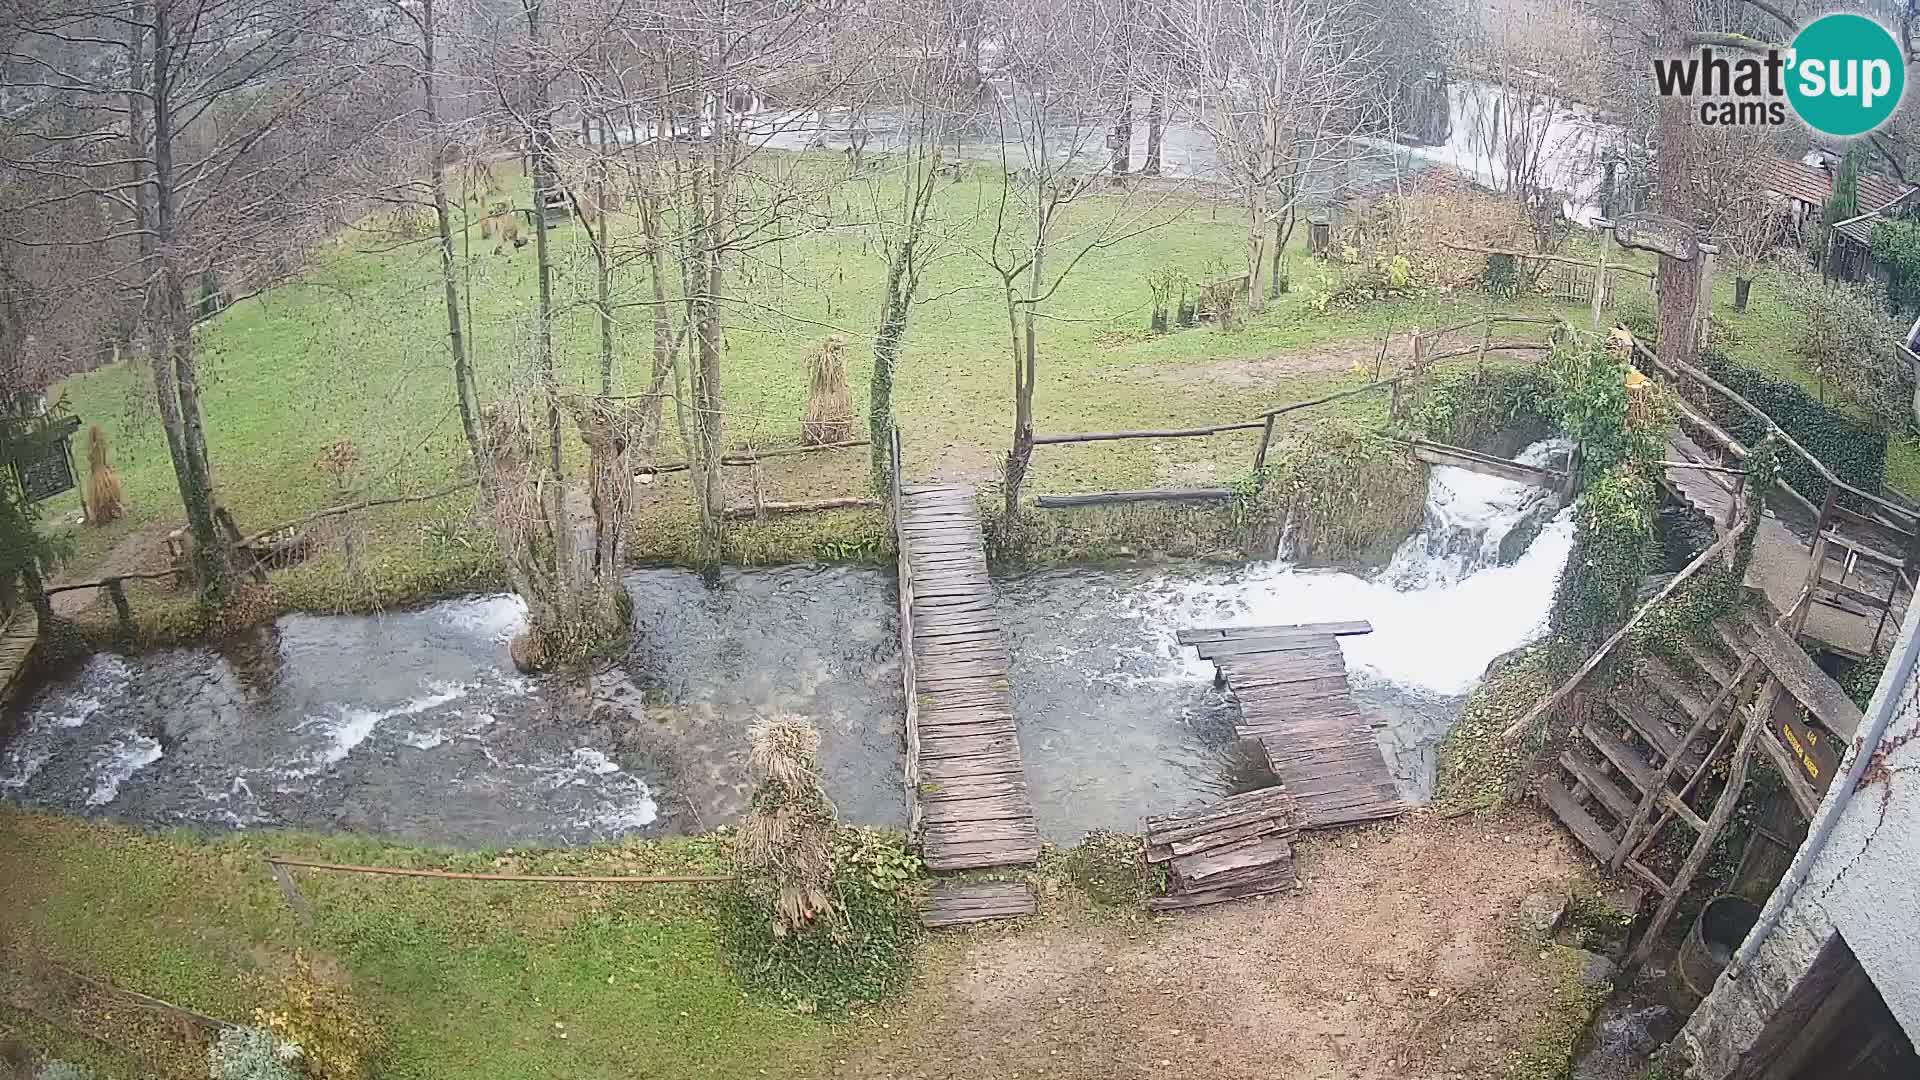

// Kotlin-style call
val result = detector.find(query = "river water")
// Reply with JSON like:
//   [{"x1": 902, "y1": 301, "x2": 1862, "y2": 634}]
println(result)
[{"x1": 2, "y1": 442, "x2": 1576, "y2": 848}]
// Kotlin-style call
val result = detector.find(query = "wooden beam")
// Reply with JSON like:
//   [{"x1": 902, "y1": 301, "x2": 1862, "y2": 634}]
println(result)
[
  {"x1": 1034, "y1": 488, "x2": 1234, "y2": 508},
  {"x1": 1031, "y1": 422, "x2": 1265, "y2": 445},
  {"x1": 721, "y1": 496, "x2": 881, "y2": 520},
  {"x1": 1177, "y1": 621, "x2": 1373, "y2": 645},
  {"x1": 1503, "y1": 526, "x2": 1744, "y2": 739},
  {"x1": 1409, "y1": 439, "x2": 1566, "y2": 488}
]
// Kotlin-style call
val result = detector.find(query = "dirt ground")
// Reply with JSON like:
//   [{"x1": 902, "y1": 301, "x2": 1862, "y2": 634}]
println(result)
[
  {"x1": 836, "y1": 808, "x2": 1591, "y2": 1080},
  {"x1": 47, "y1": 523, "x2": 174, "y2": 617},
  {"x1": 1129, "y1": 332, "x2": 1551, "y2": 394}
]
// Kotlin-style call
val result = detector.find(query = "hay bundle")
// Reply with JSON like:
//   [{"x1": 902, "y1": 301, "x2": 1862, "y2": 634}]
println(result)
[
  {"x1": 737, "y1": 716, "x2": 839, "y2": 935},
  {"x1": 800, "y1": 337, "x2": 854, "y2": 446},
  {"x1": 83, "y1": 425, "x2": 124, "y2": 525}
]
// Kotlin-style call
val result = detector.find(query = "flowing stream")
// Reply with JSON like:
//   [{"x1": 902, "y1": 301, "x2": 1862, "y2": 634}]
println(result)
[{"x1": 2, "y1": 442, "x2": 1576, "y2": 848}]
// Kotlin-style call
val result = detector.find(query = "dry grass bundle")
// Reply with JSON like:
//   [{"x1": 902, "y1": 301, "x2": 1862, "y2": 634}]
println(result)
[
  {"x1": 737, "y1": 716, "x2": 839, "y2": 936},
  {"x1": 1340, "y1": 177, "x2": 1535, "y2": 292},
  {"x1": 83, "y1": 425, "x2": 124, "y2": 525},
  {"x1": 801, "y1": 337, "x2": 854, "y2": 446}
]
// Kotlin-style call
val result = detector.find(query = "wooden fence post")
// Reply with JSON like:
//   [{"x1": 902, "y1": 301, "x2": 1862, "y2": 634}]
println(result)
[
  {"x1": 1590, "y1": 241, "x2": 1609, "y2": 327},
  {"x1": 1793, "y1": 486, "x2": 1838, "y2": 639},
  {"x1": 105, "y1": 578, "x2": 134, "y2": 642},
  {"x1": 1253, "y1": 414, "x2": 1277, "y2": 472}
]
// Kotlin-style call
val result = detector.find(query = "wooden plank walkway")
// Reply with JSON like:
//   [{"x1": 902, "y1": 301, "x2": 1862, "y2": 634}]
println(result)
[
  {"x1": 920, "y1": 880, "x2": 1036, "y2": 928},
  {"x1": 0, "y1": 608, "x2": 37, "y2": 707},
  {"x1": 1664, "y1": 431, "x2": 1907, "y2": 659},
  {"x1": 1180, "y1": 622, "x2": 1406, "y2": 829},
  {"x1": 897, "y1": 484, "x2": 1041, "y2": 872}
]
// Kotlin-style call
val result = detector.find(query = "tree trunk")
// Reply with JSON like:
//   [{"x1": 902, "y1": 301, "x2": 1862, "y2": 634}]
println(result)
[
  {"x1": 594, "y1": 114, "x2": 615, "y2": 396},
  {"x1": 138, "y1": 0, "x2": 229, "y2": 605},
  {"x1": 871, "y1": 255, "x2": 912, "y2": 496},
  {"x1": 639, "y1": 190, "x2": 674, "y2": 454},
  {"x1": 1004, "y1": 238, "x2": 1044, "y2": 520},
  {"x1": 1246, "y1": 200, "x2": 1270, "y2": 315},
  {"x1": 1654, "y1": 14, "x2": 1703, "y2": 365},
  {"x1": 687, "y1": 106, "x2": 730, "y2": 567},
  {"x1": 1111, "y1": 97, "x2": 1132, "y2": 177},
  {"x1": 1733, "y1": 276, "x2": 1752, "y2": 313},
  {"x1": 423, "y1": 0, "x2": 485, "y2": 480},
  {"x1": 1143, "y1": 93, "x2": 1163, "y2": 176}
]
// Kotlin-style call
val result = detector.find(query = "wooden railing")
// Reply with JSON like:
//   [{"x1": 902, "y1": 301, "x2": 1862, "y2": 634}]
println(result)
[
  {"x1": 1026, "y1": 314, "x2": 1562, "y2": 509},
  {"x1": 888, "y1": 424, "x2": 922, "y2": 843},
  {"x1": 1630, "y1": 334, "x2": 1919, "y2": 653}
]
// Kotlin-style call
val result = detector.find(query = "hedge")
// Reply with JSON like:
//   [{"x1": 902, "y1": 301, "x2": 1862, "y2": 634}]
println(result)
[{"x1": 1700, "y1": 349, "x2": 1887, "y2": 508}]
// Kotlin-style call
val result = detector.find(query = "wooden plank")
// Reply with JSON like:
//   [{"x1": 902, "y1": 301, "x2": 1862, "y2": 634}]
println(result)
[
  {"x1": 1560, "y1": 751, "x2": 1637, "y2": 823},
  {"x1": 1582, "y1": 723, "x2": 1659, "y2": 794},
  {"x1": 921, "y1": 881, "x2": 1036, "y2": 928},
  {"x1": 1170, "y1": 834, "x2": 1292, "y2": 886},
  {"x1": 1540, "y1": 776, "x2": 1620, "y2": 864},
  {"x1": 1147, "y1": 871, "x2": 1298, "y2": 912},
  {"x1": 1176, "y1": 621, "x2": 1373, "y2": 646},
  {"x1": 1745, "y1": 616, "x2": 1865, "y2": 740}
]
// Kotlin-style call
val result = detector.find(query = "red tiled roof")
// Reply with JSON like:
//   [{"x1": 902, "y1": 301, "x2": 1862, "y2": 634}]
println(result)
[
  {"x1": 1762, "y1": 157, "x2": 1913, "y2": 214},
  {"x1": 1763, "y1": 159, "x2": 1833, "y2": 207}
]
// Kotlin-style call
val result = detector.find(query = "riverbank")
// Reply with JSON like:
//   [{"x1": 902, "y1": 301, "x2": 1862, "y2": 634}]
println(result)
[{"x1": 0, "y1": 805, "x2": 1609, "y2": 1080}]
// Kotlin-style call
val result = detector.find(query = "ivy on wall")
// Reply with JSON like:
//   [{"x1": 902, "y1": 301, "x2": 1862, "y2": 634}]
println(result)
[{"x1": 1700, "y1": 350, "x2": 1887, "y2": 507}]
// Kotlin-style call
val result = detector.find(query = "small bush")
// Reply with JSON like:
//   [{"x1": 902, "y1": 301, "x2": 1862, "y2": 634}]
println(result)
[
  {"x1": 208, "y1": 1026, "x2": 301, "y2": 1080},
  {"x1": 256, "y1": 953, "x2": 384, "y2": 1080},
  {"x1": 1773, "y1": 259, "x2": 1910, "y2": 428},
  {"x1": 1052, "y1": 830, "x2": 1150, "y2": 906},
  {"x1": 719, "y1": 828, "x2": 921, "y2": 1013}
]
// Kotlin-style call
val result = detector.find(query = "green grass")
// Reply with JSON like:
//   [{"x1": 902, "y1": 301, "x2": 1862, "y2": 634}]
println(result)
[
  {"x1": 1701, "y1": 266, "x2": 1920, "y2": 499},
  {"x1": 0, "y1": 809, "x2": 830, "y2": 1080},
  {"x1": 46, "y1": 155, "x2": 1583, "y2": 618}
]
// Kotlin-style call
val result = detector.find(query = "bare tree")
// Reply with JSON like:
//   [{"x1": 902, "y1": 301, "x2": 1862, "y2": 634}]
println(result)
[
  {"x1": 979, "y1": 0, "x2": 1182, "y2": 518},
  {"x1": 1175, "y1": 0, "x2": 1385, "y2": 313},
  {"x1": 1, "y1": 0, "x2": 411, "y2": 603}
]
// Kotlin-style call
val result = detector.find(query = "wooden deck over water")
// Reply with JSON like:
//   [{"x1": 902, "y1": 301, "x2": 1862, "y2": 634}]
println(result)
[
  {"x1": 1181, "y1": 622, "x2": 1406, "y2": 829},
  {"x1": 896, "y1": 484, "x2": 1041, "y2": 872},
  {"x1": 0, "y1": 608, "x2": 37, "y2": 707}
]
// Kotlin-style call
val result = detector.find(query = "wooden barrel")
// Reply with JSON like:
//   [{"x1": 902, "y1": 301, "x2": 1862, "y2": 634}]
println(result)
[{"x1": 1673, "y1": 895, "x2": 1762, "y2": 1008}]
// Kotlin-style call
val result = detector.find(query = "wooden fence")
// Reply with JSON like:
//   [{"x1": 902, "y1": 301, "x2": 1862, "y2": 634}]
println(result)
[
  {"x1": 1632, "y1": 336, "x2": 1920, "y2": 655},
  {"x1": 1025, "y1": 314, "x2": 1562, "y2": 509},
  {"x1": 888, "y1": 424, "x2": 922, "y2": 843}
]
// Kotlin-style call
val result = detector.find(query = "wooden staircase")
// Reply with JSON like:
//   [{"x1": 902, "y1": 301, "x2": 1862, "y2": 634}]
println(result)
[{"x1": 1542, "y1": 607, "x2": 1773, "y2": 957}]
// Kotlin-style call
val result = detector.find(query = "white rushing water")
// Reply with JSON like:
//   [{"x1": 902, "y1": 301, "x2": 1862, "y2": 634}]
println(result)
[{"x1": 1133, "y1": 438, "x2": 1577, "y2": 698}]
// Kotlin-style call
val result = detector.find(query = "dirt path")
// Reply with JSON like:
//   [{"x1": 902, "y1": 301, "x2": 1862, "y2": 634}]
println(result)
[
  {"x1": 839, "y1": 809, "x2": 1589, "y2": 1080},
  {"x1": 47, "y1": 523, "x2": 174, "y2": 617}
]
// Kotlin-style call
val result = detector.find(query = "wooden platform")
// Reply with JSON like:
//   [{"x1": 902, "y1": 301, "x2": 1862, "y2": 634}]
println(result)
[
  {"x1": 920, "y1": 880, "x2": 1037, "y2": 928},
  {"x1": 0, "y1": 608, "x2": 37, "y2": 707},
  {"x1": 1145, "y1": 787, "x2": 1300, "y2": 912},
  {"x1": 1664, "y1": 431, "x2": 1908, "y2": 660},
  {"x1": 897, "y1": 484, "x2": 1041, "y2": 872},
  {"x1": 1180, "y1": 622, "x2": 1406, "y2": 829}
]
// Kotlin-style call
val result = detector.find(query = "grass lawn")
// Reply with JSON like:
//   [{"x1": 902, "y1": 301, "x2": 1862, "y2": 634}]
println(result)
[
  {"x1": 0, "y1": 808, "x2": 829, "y2": 1080},
  {"x1": 43, "y1": 155, "x2": 1583, "y2": 625}
]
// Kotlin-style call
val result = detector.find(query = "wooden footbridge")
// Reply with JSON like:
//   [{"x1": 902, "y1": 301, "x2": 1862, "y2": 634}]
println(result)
[
  {"x1": 0, "y1": 607, "x2": 36, "y2": 708},
  {"x1": 893, "y1": 480, "x2": 1042, "y2": 877},
  {"x1": 1181, "y1": 621, "x2": 1406, "y2": 828}
]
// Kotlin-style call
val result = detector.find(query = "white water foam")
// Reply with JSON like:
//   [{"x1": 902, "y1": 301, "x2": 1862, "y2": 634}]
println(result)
[
  {"x1": 86, "y1": 732, "x2": 164, "y2": 806},
  {"x1": 1137, "y1": 439, "x2": 1578, "y2": 698},
  {"x1": 435, "y1": 594, "x2": 529, "y2": 644},
  {"x1": 288, "y1": 683, "x2": 469, "y2": 776},
  {"x1": 541, "y1": 747, "x2": 659, "y2": 831}
]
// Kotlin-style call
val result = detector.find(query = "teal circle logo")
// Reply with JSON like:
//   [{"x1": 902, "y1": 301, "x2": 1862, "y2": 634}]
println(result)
[{"x1": 1787, "y1": 14, "x2": 1905, "y2": 136}]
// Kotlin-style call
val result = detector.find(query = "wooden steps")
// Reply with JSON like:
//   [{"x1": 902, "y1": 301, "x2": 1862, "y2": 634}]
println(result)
[
  {"x1": 1540, "y1": 776, "x2": 1619, "y2": 864},
  {"x1": 920, "y1": 880, "x2": 1036, "y2": 928},
  {"x1": 898, "y1": 485, "x2": 1041, "y2": 872},
  {"x1": 1559, "y1": 750, "x2": 1636, "y2": 823},
  {"x1": 1145, "y1": 788, "x2": 1300, "y2": 912}
]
